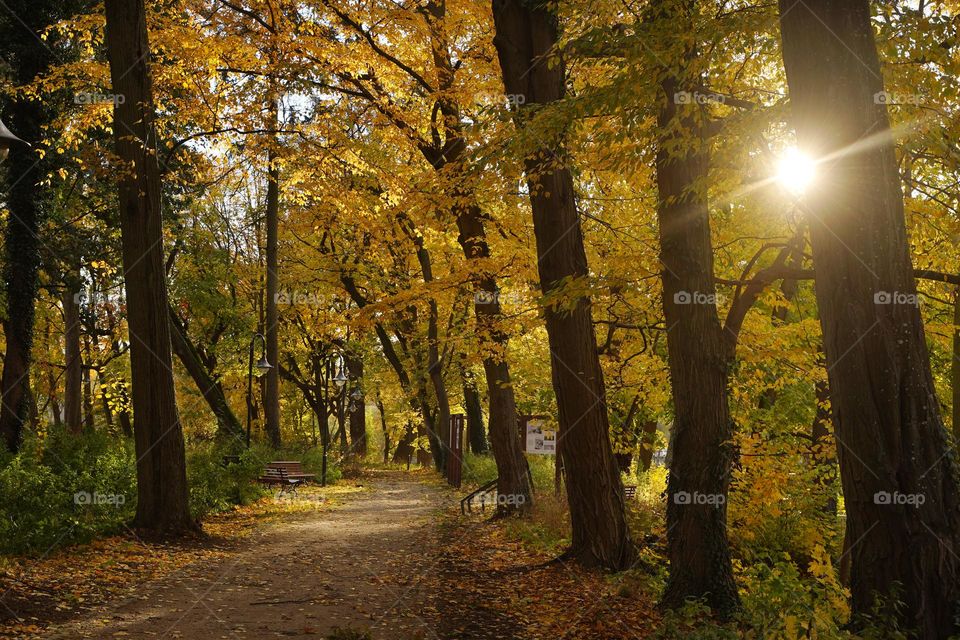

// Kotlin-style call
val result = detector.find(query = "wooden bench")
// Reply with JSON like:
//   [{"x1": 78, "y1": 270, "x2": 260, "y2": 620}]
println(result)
[
  {"x1": 257, "y1": 461, "x2": 316, "y2": 495},
  {"x1": 624, "y1": 485, "x2": 637, "y2": 500}
]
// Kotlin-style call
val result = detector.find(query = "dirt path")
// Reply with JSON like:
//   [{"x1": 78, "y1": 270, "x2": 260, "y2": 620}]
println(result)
[{"x1": 45, "y1": 471, "x2": 448, "y2": 640}]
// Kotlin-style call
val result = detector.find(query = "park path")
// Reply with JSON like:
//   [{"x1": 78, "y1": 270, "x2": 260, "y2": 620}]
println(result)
[{"x1": 44, "y1": 471, "x2": 450, "y2": 639}]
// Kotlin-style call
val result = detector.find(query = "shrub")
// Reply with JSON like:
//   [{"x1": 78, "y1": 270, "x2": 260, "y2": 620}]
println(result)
[
  {"x1": 0, "y1": 431, "x2": 135, "y2": 554},
  {"x1": 186, "y1": 444, "x2": 268, "y2": 518}
]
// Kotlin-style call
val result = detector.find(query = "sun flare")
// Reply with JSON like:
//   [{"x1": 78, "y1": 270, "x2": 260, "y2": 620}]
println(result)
[{"x1": 776, "y1": 147, "x2": 817, "y2": 195}]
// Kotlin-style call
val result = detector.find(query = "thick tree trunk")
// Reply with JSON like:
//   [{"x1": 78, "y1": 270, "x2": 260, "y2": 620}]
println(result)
[
  {"x1": 953, "y1": 287, "x2": 960, "y2": 444},
  {"x1": 492, "y1": 0, "x2": 633, "y2": 568},
  {"x1": 63, "y1": 286, "x2": 83, "y2": 434},
  {"x1": 779, "y1": 1, "x2": 960, "y2": 634},
  {"x1": 0, "y1": 13, "x2": 50, "y2": 452},
  {"x1": 104, "y1": 0, "x2": 194, "y2": 534},
  {"x1": 654, "y1": 36, "x2": 740, "y2": 612},
  {"x1": 168, "y1": 309, "x2": 243, "y2": 440},
  {"x1": 264, "y1": 139, "x2": 282, "y2": 448},
  {"x1": 347, "y1": 354, "x2": 366, "y2": 458},
  {"x1": 463, "y1": 377, "x2": 487, "y2": 454}
]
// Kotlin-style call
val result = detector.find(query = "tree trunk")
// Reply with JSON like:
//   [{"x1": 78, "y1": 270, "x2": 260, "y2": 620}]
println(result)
[
  {"x1": 347, "y1": 353, "x2": 366, "y2": 458},
  {"x1": 779, "y1": 1, "x2": 960, "y2": 634},
  {"x1": 82, "y1": 335, "x2": 95, "y2": 431},
  {"x1": 264, "y1": 133, "x2": 282, "y2": 448},
  {"x1": 63, "y1": 286, "x2": 83, "y2": 434},
  {"x1": 0, "y1": 11, "x2": 51, "y2": 452},
  {"x1": 376, "y1": 393, "x2": 390, "y2": 463},
  {"x1": 655, "y1": 64, "x2": 739, "y2": 616},
  {"x1": 420, "y1": 0, "x2": 530, "y2": 512},
  {"x1": 104, "y1": 0, "x2": 194, "y2": 534},
  {"x1": 637, "y1": 420, "x2": 658, "y2": 472},
  {"x1": 492, "y1": 0, "x2": 633, "y2": 568},
  {"x1": 458, "y1": 209, "x2": 531, "y2": 513},
  {"x1": 168, "y1": 309, "x2": 244, "y2": 440},
  {"x1": 463, "y1": 377, "x2": 487, "y2": 454},
  {"x1": 953, "y1": 287, "x2": 960, "y2": 444}
]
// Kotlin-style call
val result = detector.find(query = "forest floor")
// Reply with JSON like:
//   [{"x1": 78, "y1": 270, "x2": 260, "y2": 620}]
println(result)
[{"x1": 3, "y1": 469, "x2": 659, "y2": 640}]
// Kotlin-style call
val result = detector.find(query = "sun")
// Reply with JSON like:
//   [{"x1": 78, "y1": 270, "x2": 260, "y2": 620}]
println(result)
[{"x1": 776, "y1": 147, "x2": 817, "y2": 195}]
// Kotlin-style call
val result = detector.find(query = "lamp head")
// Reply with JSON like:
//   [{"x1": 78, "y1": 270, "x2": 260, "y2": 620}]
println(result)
[
  {"x1": 255, "y1": 356, "x2": 273, "y2": 376},
  {"x1": 333, "y1": 369, "x2": 348, "y2": 388},
  {"x1": 0, "y1": 117, "x2": 28, "y2": 161}
]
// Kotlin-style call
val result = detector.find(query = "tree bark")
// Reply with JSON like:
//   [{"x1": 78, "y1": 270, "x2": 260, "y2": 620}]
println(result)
[
  {"x1": 104, "y1": 0, "x2": 194, "y2": 534},
  {"x1": 264, "y1": 133, "x2": 282, "y2": 448},
  {"x1": 63, "y1": 286, "x2": 83, "y2": 434},
  {"x1": 347, "y1": 353, "x2": 366, "y2": 457},
  {"x1": 0, "y1": 5, "x2": 52, "y2": 452},
  {"x1": 420, "y1": 0, "x2": 531, "y2": 513},
  {"x1": 168, "y1": 309, "x2": 243, "y2": 440},
  {"x1": 953, "y1": 287, "x2": 960, "y2": 445},
  {"x1": 463, "y1": 376, "x2": 487, "y2": 454},
  {"x1": 492, "y1": 0, "x2": 632, "y2": 568},
  {"x1": 778, "y1": 1, "x2": 960, "y2": 634},
  {"x1": 376, "y1": 392, "x2": 390, "y2": 463},
  {"x1": 82, "y1": 335, "x2": 95, "y2": 431},
  {"x1": 654, "y1": 17, "x2": 739, "y2": 611},
  {"x1": 637, "y1": 420, "x2": 658, "y2": 472}
]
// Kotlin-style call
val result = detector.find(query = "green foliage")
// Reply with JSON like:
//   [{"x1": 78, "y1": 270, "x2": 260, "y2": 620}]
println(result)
[
  {"x1": 298, "y1": 446, "x2": 342, "y2": 485},
  {"x1": 0, "y1": 431, "x2": 135, "y2": 555},
  {"x1": 461, "y1": 452, "x2": 555, "y2": 493},
  {"x1": 653, "y1": 602, "x2": 739, "y2": 640},
  {"x1": 186, "y1": 444, "x2": 269, "y2": 518},
  {"x1": 737, "y1": 552, "x2": 850, "y2": 639}
]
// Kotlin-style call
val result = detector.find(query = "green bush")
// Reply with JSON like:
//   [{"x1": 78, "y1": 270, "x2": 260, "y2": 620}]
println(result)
[
  {"x1": 186, "y1": 444, "x2": 268, "y2": 518},
  {"x1": 0, "y1": 431, "x2": 136, "y2": 555},
  {"x1": 461, "y1": 452, "x2": 556, "y2": 492},
  {"x1": 298, "y1": 446, "x2": 342, "y2": 484}
]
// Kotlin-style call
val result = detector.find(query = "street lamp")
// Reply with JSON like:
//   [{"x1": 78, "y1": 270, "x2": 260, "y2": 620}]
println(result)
[
  {"x1": 320, "y1": 355, "x2": 348, "y2": 486},
  {"x1": 0, "y1": 117, "x2": 28, "y2": 162},
  {"x1": 245, "y1": 332, "x2": 272, "y2": 448}
]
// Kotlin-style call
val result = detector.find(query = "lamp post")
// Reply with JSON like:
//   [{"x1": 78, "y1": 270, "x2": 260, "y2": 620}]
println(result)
[
  {"x1": 245, "y1": 332, "x2": 272, "y2": 448},
  {"x1": 0, "y1": 117, "x2": 28, "y2": 162},
  {"x1": 321, "y1": 358, "x2": 347, "y2": 485}
]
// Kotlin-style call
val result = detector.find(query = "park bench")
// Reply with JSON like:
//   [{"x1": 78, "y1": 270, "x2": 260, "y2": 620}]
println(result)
[
  {"x1": 257, "y1": 461, "x2": 316, "y2": 495},
  {"x1": 624, "y1": 485, "x2": 637, "y2": 500}
]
